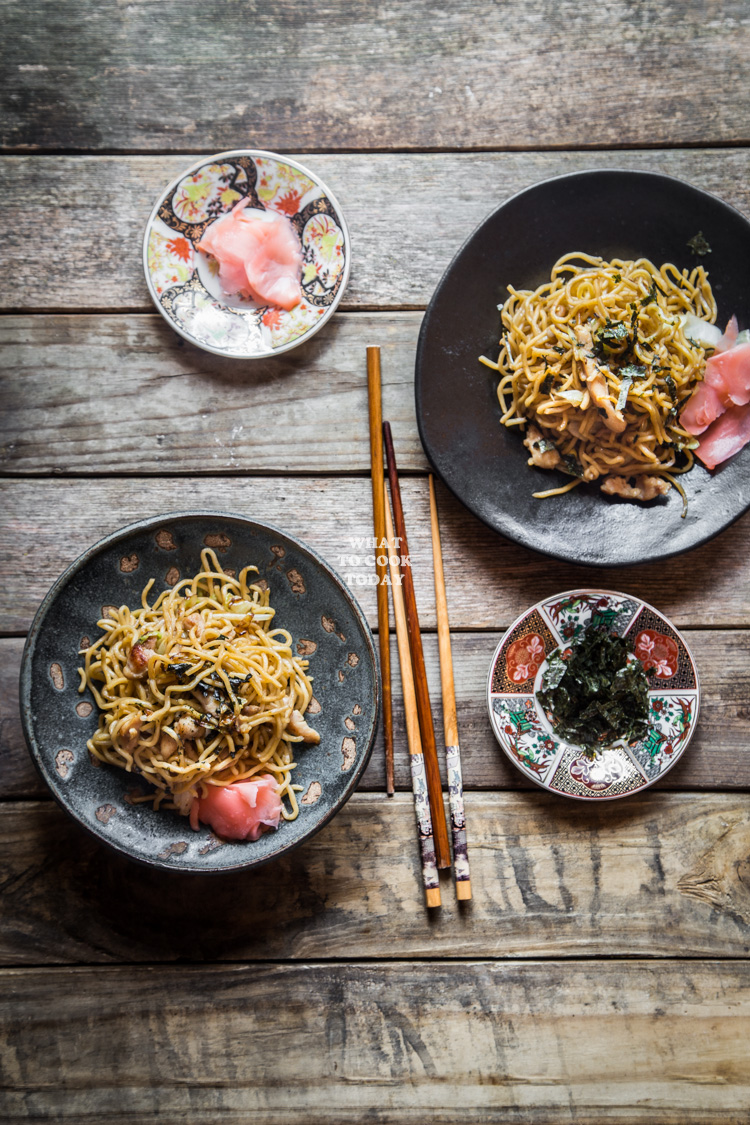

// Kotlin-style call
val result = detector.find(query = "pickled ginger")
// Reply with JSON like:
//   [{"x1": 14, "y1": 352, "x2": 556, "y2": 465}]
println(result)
[
  {"x1": 198, "y1": 199, "x2": 303, "y2": 311},
  {"x1": 189, "y1": 775, "x2": 282, "y2": 841}
]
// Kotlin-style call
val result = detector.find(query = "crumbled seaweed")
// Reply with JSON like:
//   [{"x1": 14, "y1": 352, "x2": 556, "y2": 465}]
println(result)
[
  {"x1": 665, "y1": 374, "x2": 678, "y2": 404},
  {"x1": 540, "y1": 373, "x2": 554, "y2": 395},
  {"x1": 205, "y1": 670, "x2": 249, "y2": 690},
  {"x1": 687, "y1": 231, "x2": 711, "y2": 257},
  {"x1": 616, "y1": 374, "x2": 633, "y2": 413},
  {"x1": 627, "y1": 304, "x2": 640, "y2": 351},
  {"x1": 596, "y1": 320, "x2": 629, "y2": 354},
  {"x1": 534, "y1": 436, "x2": 557, "y2": 454},
  {"x1": 619, "y1": 363, "x2": 646, "y2": 381},
  {"x1": 167, "y1": 661, "x2": 252, "y2": 720},
  {"x1": 640, "y1": 280, "x2": 660, "y2": 307},
  {"x1": 552, "y1": 345, "x2": 566, "y2": 355},
  {"x1": 561, "y1": 453, "x2": 584, "y2": 478},
  {"x1": 166, "y1": 662, "x2": 194, "y2": 681},
  {"x1": 537, "y1": 627, "x2": 651, "y2": 751}
]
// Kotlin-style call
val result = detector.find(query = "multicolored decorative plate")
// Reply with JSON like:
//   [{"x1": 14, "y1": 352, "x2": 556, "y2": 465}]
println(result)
[
  {"x1": 143, "y1": 150, "x2": 350, "y2": 358},
  {"x1": 487, "y1": 589, "x2": 700, "y2": 800}
]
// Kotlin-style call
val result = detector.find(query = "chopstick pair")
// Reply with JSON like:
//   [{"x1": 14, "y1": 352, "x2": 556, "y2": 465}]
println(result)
[
  {"x1": 367, "y1": 349, "x2": 470, "y2": 904},
  {"x1": 383, "y1": 422, "x2": 451, "y2": 874},
  {"x1": 383, "y1": 425, "x2": 472, "y2": 904},
  {"x1": 383, "y1": 489, "x2": 441, "y2": 908}
]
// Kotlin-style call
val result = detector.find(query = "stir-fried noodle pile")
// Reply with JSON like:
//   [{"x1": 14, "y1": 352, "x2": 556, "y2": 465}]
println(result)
[
  {"x1": 78, "y1": 549, "x2": 317, "y2": 819},
  {"x1": 481, "y1": 253, "x2": 716, "y2": 507}
]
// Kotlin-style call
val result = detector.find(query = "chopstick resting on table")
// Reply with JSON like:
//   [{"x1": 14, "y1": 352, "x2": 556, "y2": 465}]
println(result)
[
  {"x1": 384, "y1": 486, "x2": 441, "y2": 908},
  {"x1": 429, "y1": 475, "x2": 471, "y2": 901},
  {"x1": 366, "y1": 347, "x2": 395, "y2": 796},
  {"x1": 382, "y1": 422, "x2": 451, "y2": 870}
]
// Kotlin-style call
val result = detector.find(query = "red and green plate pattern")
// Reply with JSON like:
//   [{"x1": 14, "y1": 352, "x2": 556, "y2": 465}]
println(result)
[{"x1": 487, "y1": 589, "x2": 700, "y2": 800}]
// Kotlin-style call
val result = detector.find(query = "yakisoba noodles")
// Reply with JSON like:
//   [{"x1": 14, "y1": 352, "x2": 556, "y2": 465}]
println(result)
[
  {"x1": 78, "y1": 549, "x2": 319, "y2": 832},
  {"x1": 481, "y1": 253, "x2": 717, "y2": 508}
]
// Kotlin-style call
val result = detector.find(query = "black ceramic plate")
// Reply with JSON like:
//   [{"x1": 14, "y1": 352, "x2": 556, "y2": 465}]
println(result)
[
  {"x1": 20, "y1": 512, "x2": 379, "y2": 873},
  {"x1": 415, "y1": 170, "x2": 750, "y2": 566}
]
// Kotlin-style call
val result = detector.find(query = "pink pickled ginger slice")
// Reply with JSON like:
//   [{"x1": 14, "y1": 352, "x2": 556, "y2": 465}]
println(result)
[
  {"x1": 680, "y1": 380, "x2": 725, "y2": 436},
  {"x1": 241, "y1": 218, "x2": 304, "y2": 311},
  {"x1": 715, "y1": 314, "x2": 739, "y2": 354},
  {"x1": 197, "y1": 200, "x2": 256, "y2": 297},
  {"x1": 695, "y1": 403, "x2": 750, "y2": 471},
  {"x1": 705, "y1": 342, "x2": 750, "y2": 407},
  {"x1": 197, "y1": 199, "x2": 302, "y2": 310},
  {"x1": 189, "y1": 775, "x2": 282, "y2": 841},
  {"x1": 681, "y1": 338, "x2": 750, "y2": 436}
]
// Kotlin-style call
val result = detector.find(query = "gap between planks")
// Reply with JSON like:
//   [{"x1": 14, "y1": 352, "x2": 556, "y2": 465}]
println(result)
[{"x1": 3, "y1": 141, "x2": 750, "y2": 158}]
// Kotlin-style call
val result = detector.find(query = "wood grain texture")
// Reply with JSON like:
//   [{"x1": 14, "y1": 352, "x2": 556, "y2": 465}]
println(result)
[
  {"x1": 2, "y1": 478, "x2": 749, "y2": 634},
  {"x1": 0, "y1": 312, "x2": 427, "y2": 474},
  {"x1": 2, "y1": 6, "x2": 749, "y2": 1116},
  {"x1": 430, "y1": 474, "x2": 460, "y2": 746},
  {"x1": 3, "y1": 150, "x2": 750, "y2": 312},
  {"x1": 3, "y1": 0, "x2": 750, "y2": 152},
  {"x1": 0, "y1": 959, "x2": 749, "y2": 1123},
  {"x1": 1, "y1": 794, "x2": 750, "y2": 965},
  {"x1": 3, "y1": 629, "x2": 749, "y2": 799}
]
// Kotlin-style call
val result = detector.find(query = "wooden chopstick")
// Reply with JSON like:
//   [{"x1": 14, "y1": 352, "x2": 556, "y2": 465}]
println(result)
[
  {"x1": 428, "y1": 475, "x2": 472, "y2": 901},
  {"x1": 367, "y1": 347, "x2": 395, "y2": 797},
  {"x1": 382, "y1": 422, "x2": 451, "y2": 869},
  {"x1": 384, "y1": 486, "x2": 441, "y2": 908}
]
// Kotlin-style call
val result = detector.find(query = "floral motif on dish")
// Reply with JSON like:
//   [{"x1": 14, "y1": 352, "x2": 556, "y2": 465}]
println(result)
[
  {"x1": 490, "y1": 609, "x2": 557, "y2": 694},
  {"x1": 505, "y1": 633, "x2": 546, "y2": 685},
  {"x1": 549, "y1": 744, "x2": 643, "y2": 798},
  {"x1": 634, "y1": 630, "x2": 680, "y2": 678},
  {"x1": 628, "y1": 693, "x2": 698, "y2": 779},
  {"x1": 624, "y1": 607, "x2": 696, "y2": 690},
  {"x1": 542, "y1": 592, "x2": 641, "y2": 643},
  {"x1": 490, "y1": 697, "x2": 559, "y2": 781},
  {"x1": 254, "y1": 156, "x2": 316, "y2": 215},
  {"x1": 172, "y1": 163, "x2": 245, "y2": 224},
  {"x1": 147, "y1": 227, "x2": 194, "y2": 297}
]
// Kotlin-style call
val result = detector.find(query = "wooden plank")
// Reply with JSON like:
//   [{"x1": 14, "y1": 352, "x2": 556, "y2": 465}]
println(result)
[
  {"x1": 0, "y1": 960, "x2": 748, "y2": 1122},
  {"x1": 2, "y1": 477, "x2": 749, "y2": 633},
  {"x1": 2, "y1": 150, "x2": 749, "y2": 312},
  {"x1": 0, "y1": 313, "x2": 428, "y2": 474},
  {"x1": 3, "y1": 0, "x2": 750, "y2": 153},
  {"x1": 1, "y1": 793, "x2": 749, "y2": 964},
  {"x1": 3, "y1": 630, "x2": 749, "y2": 799}
]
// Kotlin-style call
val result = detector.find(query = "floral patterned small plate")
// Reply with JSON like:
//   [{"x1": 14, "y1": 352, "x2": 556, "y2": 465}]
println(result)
[
  {"x1": 487, "y1": 589, "x2": 700, "y2": 801},
  {"x1": 143, "y1": 150, "x2": 350, "y2": 358}
]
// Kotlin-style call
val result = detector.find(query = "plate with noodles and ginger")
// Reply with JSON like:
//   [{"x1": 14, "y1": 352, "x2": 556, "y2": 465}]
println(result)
[
  {"x1": 20, "y1": 512, "x2": 379, "y2": 873},
  {"x1": 415, "y1": 169, "x2": 750, "y2": 566}
]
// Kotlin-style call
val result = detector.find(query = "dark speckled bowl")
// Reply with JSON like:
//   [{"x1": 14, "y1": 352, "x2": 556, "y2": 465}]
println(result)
[{"x1": 20, "y1": 512, "x2": 379, "y2": 873}]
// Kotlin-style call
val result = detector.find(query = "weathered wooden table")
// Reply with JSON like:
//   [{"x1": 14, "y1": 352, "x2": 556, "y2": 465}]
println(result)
[{"x1": 2, "y1": 3, "x2": 750, "y2": 1121}]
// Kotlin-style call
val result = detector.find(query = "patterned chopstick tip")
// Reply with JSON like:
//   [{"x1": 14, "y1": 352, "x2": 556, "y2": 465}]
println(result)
[
  {"x1": 446, "y1": 744, "x2": 470, "y2": 883},
  {"x1": 410, "y1": 751, "x2": 439, "y2": 891}
]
